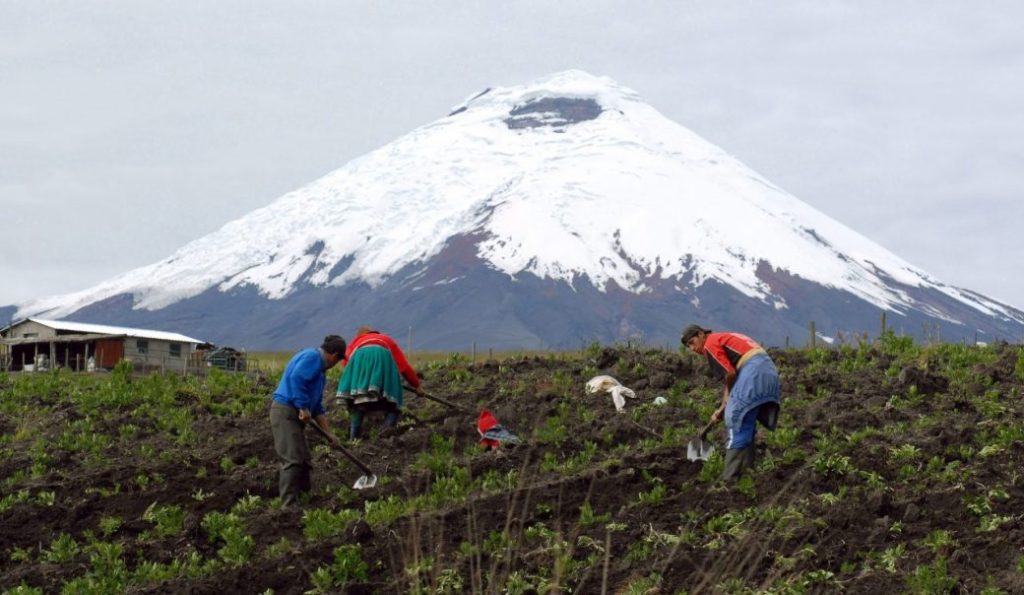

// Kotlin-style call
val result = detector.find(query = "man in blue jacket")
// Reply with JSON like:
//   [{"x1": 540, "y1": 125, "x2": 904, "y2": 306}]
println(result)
[{"x1": 270, "y1": 335, "x2": 346, "y2": 507}]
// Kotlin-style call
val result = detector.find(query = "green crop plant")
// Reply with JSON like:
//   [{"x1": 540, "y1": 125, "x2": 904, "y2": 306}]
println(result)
[
  {"x1": 812, "y1": 453, "x2": 854, "y2": 477},
  {"x1": 216, "y1": 526, "x2": 255, "y2": 565},
  {"x1": 201, "y1": 510, "x2": 243, "y2": 543},
  {"x1": 230, "y1": 493, "x2": 262, "y2": 515},
  {"x1": 192, "y1": 488, "x2": 213, "y2": 502},
  {"x1": 301, "y1": 508, "x2": 360, "y2": 540},
  {"x1": 637, "y1": 472, "x2": 667, "y2": 505},
  {"x1": 533, "y1": 406, "x2": 569, "y2": 447},
  {"x1": 920, "y1": 529, "x2": 955, "y2": 555},
  {"x1": 434, "y1": 568, "x2": 465, "y2": 594},
  {"x1": 734, "y1": 475, "x2": 756, "y2": 499},
  {"x1": 0, "y1": 489, "x2": 31, "y2": 512},
  {"x1": 426, "y1": 467, "x2": 471, "y2": 507},
  {"x1": 98, "y1": 516, "x2": 122, "y2": 537},
  {"x1": 414, "y1": 434, "x2": 457, "y2": 476},
  {"x1": 9, "y1": 546, "x2": 33, "y2": 563},
  {"x1": 625, "y1": 572, "x2": 662, "y2": 595},
  {"x1": 523, "y1": 521, "x2": 556, "y2": 542},
  {"x1": 482, "y1": 529, "x2": 515, "y2": 560},
  {"x1": 623, "y1": 539, "x2": 654, "y2": 562},
  {"x1": 263, "y1": 537, "x2": 294, "y2": 559},
  {"x1": 142, "y1": 502, "x2": 186, "y2": 539},
  {"x1": 879, "y1": 543, "x2": 906, "y2": 573},
  {"x1": 44, "y1": 533, "x2": 80, "y2": 563},
  {"x1": 578, "y1": 501, "x2": 610, "y2": 528},
  {"x1": 363, "y1": 494, "x2": 409, "y2": 526},
  {"x1": 905, "y1": 557, "x2": 956, "y2": 594},
  {"x1": 477, "y1": 468, "x2": 518, "y2": 493},
  {"x1": 697, "y1": 451, "x2": 724, "y2": 483}
]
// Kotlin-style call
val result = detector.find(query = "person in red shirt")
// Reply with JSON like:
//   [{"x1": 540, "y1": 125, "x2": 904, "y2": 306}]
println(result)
[
  {"x1": 682, "y1": 324, "x2": 780, "y2": 480},
  {"x1": 335, "y1": 327, "x2": 424, "y2": 439}
]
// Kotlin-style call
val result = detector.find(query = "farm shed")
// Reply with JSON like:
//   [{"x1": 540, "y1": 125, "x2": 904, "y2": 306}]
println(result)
[{"x1": 0, "y1": 318, "x2": 204, "y2": 373}]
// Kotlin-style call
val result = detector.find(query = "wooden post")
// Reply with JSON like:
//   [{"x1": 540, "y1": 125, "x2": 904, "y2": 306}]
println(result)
[
  {"x1": 407, "y1": 326, "x2": 413, "y2": 354},
  {"x1": 880, "y1": 311, "x2": 887, "y2": 338},
  {"x1": 809, "y1": 321, "x2": 816, "y2": 349},
  {"x1": 785, "y1": 336, "x2": 790, "y2": 348},
  {"x1": 471, "y1": 342, "x2": 476, "y2": 367}
]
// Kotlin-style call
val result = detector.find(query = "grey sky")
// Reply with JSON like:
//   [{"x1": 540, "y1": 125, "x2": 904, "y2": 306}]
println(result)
[{"x1": 2, "y1": 1, "x2": 1022, "y2": 310}]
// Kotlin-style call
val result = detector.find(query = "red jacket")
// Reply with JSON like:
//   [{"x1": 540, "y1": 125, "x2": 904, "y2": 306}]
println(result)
[
  {"x1": 701, "y1": 332, "x2": 764, "y2": 381},
  {"x1": 345, "y1": 332, "x2": 421, "y2": 389}
]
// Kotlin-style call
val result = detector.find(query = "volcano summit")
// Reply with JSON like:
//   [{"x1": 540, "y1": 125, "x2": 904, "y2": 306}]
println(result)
[{"x1": 8, "y1": 70, "x2": 1024, "y2": 349}]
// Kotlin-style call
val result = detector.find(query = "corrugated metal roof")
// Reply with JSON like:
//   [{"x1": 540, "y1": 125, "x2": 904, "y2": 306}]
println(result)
[{"x1": 15, "y1": 318, "x2": 204, "y2": 344}]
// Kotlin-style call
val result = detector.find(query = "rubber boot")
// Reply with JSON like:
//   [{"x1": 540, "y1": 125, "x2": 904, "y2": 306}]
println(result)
[
  {"x1": 279, "y1": 464, "x2": 310, "y2": 508},
  {"x1": 349, "y1": 410, "x2": 364, "y2": 440},
  {"x1": 722, "y1": 445, "x2": 756, "y2": 481}
]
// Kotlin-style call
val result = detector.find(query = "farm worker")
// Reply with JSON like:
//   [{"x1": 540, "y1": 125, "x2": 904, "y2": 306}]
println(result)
[
  {"x1": 336, "y1": 327, "x2": 424, "y2": 440},
  {"x1": 681, "y1": 324, "x2": 780, "y2": 480},
  {"x1": 270, "y1": 334, "x2": 347, "y2": 508}
]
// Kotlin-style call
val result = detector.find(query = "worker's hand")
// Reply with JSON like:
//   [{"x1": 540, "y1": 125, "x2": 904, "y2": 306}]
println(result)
[
  {"x1": 298, "y1": 408, "x2": 311, "y2": 423},
  {"x1": 710, "y1": 408, "x2": 724, "y2": 425},
  {"x1": 415, "y1": 386, "x2": 425, "y2": 397},
  {"x1": 325, "y1": 431, "x2": 339, "y2": 447}
]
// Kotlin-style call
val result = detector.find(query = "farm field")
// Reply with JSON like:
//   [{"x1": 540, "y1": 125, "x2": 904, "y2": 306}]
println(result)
[{"x1": 1, "y1": 336, "x2": 1023, "y2": 593}]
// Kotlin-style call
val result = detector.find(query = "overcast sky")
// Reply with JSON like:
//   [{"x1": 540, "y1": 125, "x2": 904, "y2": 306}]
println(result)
[{"x1": 2, "y1": 1, "x2": 1022, "y2": 311}]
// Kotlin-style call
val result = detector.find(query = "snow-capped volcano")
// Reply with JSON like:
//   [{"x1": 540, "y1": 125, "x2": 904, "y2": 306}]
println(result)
[{"x1": 10, "y1": 70, "x2": 1024, "y2": 349}]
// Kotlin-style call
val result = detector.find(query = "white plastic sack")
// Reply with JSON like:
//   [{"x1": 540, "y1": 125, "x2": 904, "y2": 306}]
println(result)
[{"x1": 585, "y1": 375, "x2": 636, "y2": 413}]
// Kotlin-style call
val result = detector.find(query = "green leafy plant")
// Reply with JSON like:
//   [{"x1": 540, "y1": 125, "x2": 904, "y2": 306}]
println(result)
[
  {"x1": 142, "y1": 502, "x2": 186, "y2": 539},
  {"x1": 905, "y1": 557, "x2": 956, "y2": 593},
  {"x1": 308, "y1": 544, "x2": 369, "y2": 592},
  {"x1": 301, "y1": 508, "x2": 360, "y2": 540},
  {"x1": 44, "y1": 533, "x2": 80, "y2": 563}
]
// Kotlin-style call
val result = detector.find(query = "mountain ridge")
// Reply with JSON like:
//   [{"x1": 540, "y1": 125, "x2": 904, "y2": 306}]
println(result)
[{"x1": 8, "y1": 70, "x2": 1024, "y2": 348}]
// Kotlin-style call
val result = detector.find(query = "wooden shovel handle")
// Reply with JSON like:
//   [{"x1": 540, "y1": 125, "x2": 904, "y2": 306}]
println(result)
[
  {"x1": 308, "y1": 420, "x2": 375, "y2": 476},
  {"x1": 403, "y1": 385, "x2": 467, "y2": 412}
]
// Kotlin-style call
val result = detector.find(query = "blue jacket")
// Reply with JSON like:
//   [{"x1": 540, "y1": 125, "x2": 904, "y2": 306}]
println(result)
[{"x1": 272, "y1": 348, "x2": 328, "y2": 416}]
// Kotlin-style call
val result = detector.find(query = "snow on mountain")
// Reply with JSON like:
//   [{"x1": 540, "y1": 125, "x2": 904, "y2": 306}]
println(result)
[{"x1": 15, "y1": 70, "x2": 1024, "y2": 337}]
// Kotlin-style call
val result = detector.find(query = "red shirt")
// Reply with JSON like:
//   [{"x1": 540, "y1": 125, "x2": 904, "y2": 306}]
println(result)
[
  {"x1": 701, "y1": 332, "x2": 762, "y2": 381},
  {"x1": 345, "y1": 332, "x2": 421, "y2": 389}
]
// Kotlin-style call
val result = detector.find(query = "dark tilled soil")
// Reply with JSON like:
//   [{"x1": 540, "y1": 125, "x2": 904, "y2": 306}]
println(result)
[{"x1": 2, "y1": 343, "x2": 1023, "y2": 594}]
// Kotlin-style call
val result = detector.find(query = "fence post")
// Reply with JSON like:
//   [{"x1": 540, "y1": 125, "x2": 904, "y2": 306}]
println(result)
[
  {"x1": 472, "y1": 342, "x2": 476, "y2": 367},
  {"x1": 880, "y1": 311, "x2": 887, "y2": 338},
  {"x1": 809, "y1": 321, "x2": 816, "y2": 349}
]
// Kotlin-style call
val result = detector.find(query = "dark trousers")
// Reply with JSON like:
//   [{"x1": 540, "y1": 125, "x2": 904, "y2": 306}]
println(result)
[
  {"x1": 348, "y1": 399, "x2": 401, "y2": 439},
  {"x1": 270, "y1": 402, "x2": 312, "y2": 507}
]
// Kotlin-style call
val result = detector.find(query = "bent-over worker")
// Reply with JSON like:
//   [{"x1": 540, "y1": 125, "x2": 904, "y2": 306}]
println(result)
[
  {"x1": 682, "y1": 324, "x2": 780, "y2": 480},
  {"x1": 336, "y1": 327, "x2": 423, "y2": 439},
  {"x1": 269, "y1": 335, "x2": 346, "y2": 507}
]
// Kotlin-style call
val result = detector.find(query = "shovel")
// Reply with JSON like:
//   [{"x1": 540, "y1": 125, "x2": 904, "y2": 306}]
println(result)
[
  {"x1": 403, "y1": 385, "x2": 468, "y2": 413},
  {"x1": 686, "y1": 421, "x2": 716, "y2": 462},
  {"x1": 308, "y1": 421, "x2": 378, "y2": 490}
]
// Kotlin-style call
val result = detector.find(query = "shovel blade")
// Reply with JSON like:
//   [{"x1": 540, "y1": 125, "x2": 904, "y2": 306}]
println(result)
[
  {"x1": 353, "y1": 474, "x2": 378, "y2": 490},
  {"x1": 686, "y1": 438, "x2": 715, "y2": 462}
]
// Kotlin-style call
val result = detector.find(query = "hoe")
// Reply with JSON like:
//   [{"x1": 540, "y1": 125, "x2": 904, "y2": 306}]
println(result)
[{"x1": 309, "y1": 422, "x2": 378, "y2": 490}]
